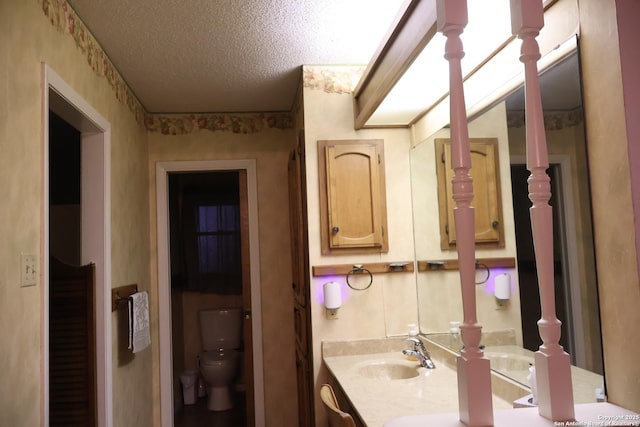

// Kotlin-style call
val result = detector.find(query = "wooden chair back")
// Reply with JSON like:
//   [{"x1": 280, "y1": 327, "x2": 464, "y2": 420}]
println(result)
[{"x1": 320, "y1": 384, "x2": 356, "y2": 427}]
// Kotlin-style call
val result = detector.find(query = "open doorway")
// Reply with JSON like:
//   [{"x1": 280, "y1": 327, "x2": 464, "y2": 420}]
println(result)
[
  {"x1": 511, "y1": 163, "x2": 572, "y2": 354},
  {"x1": 156, "y1": 160, "x2": 265, "y2": 427},
  {"x1": 43, "y1": 65, "x2": 112, "y2": 427},
  {"x1": 48, "y1": 111, "x2": 97, "y2": 426},
  {"x1": 169, "y1": 171, "x2": 249, "y2": 426}
]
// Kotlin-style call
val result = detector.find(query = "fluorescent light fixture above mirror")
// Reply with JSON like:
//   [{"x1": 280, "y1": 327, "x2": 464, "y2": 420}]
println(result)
[
  {"x1": 364, "y1": 0, "x2": 513, "y2": 127},
  {"x1": 355, "y1": 0, "x2": 565, "y2": 129}
]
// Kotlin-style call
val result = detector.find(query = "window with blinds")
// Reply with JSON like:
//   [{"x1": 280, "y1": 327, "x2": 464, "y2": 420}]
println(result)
[
  {"x1": 168, "y1": 171, "x2": 242, "y2": 294},
  {"x1": 195, "y1": 204, "x2": 241, "y2": 275}
]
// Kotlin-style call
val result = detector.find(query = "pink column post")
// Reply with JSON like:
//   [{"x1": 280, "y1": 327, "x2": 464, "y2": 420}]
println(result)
[
  {"x1": 510, "y1": 0, "x2": 575, "y2": 422},
  {"x1": 436, "y1": 0, "x2": 493, "y2": 425}
]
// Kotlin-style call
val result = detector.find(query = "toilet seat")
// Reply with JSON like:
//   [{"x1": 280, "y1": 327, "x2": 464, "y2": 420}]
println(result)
[{"x1": 200, "y1": 350, "x2": 238, "y2": 367}]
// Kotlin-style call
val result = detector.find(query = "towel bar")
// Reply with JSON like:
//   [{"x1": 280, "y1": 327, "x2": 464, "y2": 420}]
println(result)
[{"x1": 111, "y1": 284, "x2": 138, "y2": 312}]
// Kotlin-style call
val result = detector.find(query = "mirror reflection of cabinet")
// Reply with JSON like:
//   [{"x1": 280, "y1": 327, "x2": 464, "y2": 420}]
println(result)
[
  {"x1": 318, "y1": 139, "x2": 389, "y2": 254},
  {"x1": 412, "y1": 49, "x2": 604, "y2": 387},
  {"x1": 435, "y1": 138, "x2": 505, "y2": 250}
]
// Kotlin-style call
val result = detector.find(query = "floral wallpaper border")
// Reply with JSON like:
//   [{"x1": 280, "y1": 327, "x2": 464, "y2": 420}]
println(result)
[
  {"x1": 40, "y1": 0, "x2": 147, "y2": 125},
  {"x1": 507, "y1": 107, "x2": 583, "y2": 131},
  {"x1": 144, "y1": 112, "x2": 293, "y2": 135},
  {"x1": 37, "y1": 0, "x2": 584, "y2": 137},
  {"x1": 39, "y1": 0, "x2": 294, "y2": 135},
  {"x1": 302, "y1": 65, "x2": 365, "y2": 95}
]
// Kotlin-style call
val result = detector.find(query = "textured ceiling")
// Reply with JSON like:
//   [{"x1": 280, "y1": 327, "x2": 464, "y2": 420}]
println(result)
[{"x1": 66, "y1": 0, "x2": 405, "y2": 114}]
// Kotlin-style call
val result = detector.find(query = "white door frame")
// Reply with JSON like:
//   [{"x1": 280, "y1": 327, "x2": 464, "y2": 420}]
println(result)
[
  {"x1": 43, "y1": 64, "x2": 112, "y2": 427},
  {"x1": 156, "y1": 160, "x2": 265, "y2": 427}
]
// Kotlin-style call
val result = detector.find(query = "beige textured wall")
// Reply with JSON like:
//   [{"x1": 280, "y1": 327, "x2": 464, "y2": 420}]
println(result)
[
  {"x1": 579, "y1": 0, "x2": 640, "y2": 412},
  {"x1": 0, "y1": 1, "x2": 152, "y2": 426},
  {"x1": 147, "y1": 129, "x2": 298, "y2": 425},
  {"x1": 302, "y1": 67, "x2": 417, "y2": 425}
]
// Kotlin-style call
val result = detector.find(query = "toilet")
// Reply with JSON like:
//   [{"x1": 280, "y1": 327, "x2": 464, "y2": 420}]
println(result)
[{"x1": 198, "y1": 308, "x2": 242, "y2": 411}]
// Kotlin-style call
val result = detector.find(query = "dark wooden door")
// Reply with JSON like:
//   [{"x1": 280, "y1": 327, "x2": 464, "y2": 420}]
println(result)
[
  {"x1": 49, "y1": 257, "x2": 96, "y2": 427},
  {"x1": 289, "y1": 131, "x2": 314, "y2": 426}
]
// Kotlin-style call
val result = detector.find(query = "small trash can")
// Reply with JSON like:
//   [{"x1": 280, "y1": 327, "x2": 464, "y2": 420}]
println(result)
[{"x1": 179, "y1": 370, "x2": 199, "y2": 405}]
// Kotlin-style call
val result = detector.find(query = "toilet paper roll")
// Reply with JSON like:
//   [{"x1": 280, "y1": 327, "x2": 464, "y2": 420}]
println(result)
[
  {"x1": 495, "y1": 273, "x2": 511, "y2": 300},
  {"x1": 323, "y1": 281, "x2": 342, "y2": 309}
]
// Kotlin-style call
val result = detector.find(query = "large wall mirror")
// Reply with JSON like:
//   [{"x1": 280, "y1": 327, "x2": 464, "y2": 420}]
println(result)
[{"x1": 410, "y1": 40, "x2": 604, "y2": 403}]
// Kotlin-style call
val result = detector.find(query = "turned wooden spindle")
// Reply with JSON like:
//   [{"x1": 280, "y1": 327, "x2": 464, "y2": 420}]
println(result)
[
  {"x1": 437, "y1": 0, "x2": 493, "y2": 425},
  {"x1": 510, "y1": 0, "x2": 575, "y2": 421}
]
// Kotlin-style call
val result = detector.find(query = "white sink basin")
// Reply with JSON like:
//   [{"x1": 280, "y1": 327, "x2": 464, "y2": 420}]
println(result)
[{"x1": 357, "y1": 361, "x2": 420, "y2": 380}]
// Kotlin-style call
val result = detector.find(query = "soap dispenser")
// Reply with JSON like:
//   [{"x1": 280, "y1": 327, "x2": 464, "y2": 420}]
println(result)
[{"x1": 406, "y1": 324, "x2": 419, "y2": 361}]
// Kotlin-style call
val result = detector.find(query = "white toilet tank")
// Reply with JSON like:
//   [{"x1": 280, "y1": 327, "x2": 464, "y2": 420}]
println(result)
[{"x1": 199, "y1": 308, "x2": 242, "y2": 351}]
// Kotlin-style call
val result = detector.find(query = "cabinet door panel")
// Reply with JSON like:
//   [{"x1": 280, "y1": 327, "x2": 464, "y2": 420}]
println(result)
[
  {"x1": 288, "y1": 146, "x2": 309, "y2": 306},
  {"x1": 437, "y1": 138, "x2": 504, "y2": 249},
  {"x1": 293, "y1": 304, "x2": 309, "y2": 356},
  {"x1": 326, "y1": 144, "x2": 382, "y2": 248},
  {"x1": 295, "y1": 348, "x2": 314, "y2": 426},
  {"x1": 318, "y1": 139, "x2": 388, "y2": 254}
]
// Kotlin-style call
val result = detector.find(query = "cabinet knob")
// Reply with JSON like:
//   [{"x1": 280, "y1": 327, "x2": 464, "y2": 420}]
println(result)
[
  {"x1": 331, "y1": 226, "x2": 340, "y2": 234},
  {"x1": 492, "y1": 220, "x2": 499, "y2": 229}
]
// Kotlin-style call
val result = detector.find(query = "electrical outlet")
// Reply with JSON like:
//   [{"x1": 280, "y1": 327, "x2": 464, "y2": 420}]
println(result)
[
  {"x1": 325, "y1": 308, "x2": 339, "y2": 320},
  {"x1": 21, "y1": 254, "x2": 37, "y2": 287}
]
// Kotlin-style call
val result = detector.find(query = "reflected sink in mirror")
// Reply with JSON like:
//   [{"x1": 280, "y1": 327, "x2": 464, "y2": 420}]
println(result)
[
  {"x1": 486, "y1": 353, "x2": 530, "y2": 371},
  {"x1": 357, "y1": 361, "x2": 420, "y2": 380},
  {"x1": 484, "y1": 351, "x2": 532, "y2": 385}
]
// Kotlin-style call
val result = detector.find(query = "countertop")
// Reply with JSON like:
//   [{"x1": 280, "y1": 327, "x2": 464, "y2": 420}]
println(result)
[
  {"x1": 385, "y1": 404, "x2": 640, "y2": 427},
  {"x1": 323, "y1": 348, "x2": 513, "y2": 427},
  {"x1": 322, "y1": 338, "x2": 638, "y2": 427}
]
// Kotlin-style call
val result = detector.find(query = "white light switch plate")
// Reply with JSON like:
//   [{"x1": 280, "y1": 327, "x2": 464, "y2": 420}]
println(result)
[{"x1": 21, "y1": 254, "x2": 37, "y2": 287}]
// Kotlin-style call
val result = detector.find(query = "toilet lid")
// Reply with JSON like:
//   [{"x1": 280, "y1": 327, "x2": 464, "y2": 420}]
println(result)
[{"x1": 200, "y1": 350, "x2": 238, "y2": 366}]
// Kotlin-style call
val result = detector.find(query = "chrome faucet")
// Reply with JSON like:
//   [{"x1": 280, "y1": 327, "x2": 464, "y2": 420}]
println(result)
[{"x1": 403, "y1": 337, "x2": 436, "y2": 369}]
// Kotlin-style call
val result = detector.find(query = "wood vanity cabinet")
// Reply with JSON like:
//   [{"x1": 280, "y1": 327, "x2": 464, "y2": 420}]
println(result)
[
  {"x1": 327, "y1": 376, "x2": 366, "y2": 427},
  {"x1": 318, "y1": 139, "x2": 389, "y2": 254},
  {"x1": 435, "y1": 138, "x2": 505, "y2": 250},
  {"x1": 288, "y1": 132, "x2": 315, "y2": 426}
]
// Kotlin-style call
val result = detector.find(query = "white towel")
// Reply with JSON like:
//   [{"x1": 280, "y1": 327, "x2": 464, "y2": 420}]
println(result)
[{"x1": 128, "y1": 291, "x2": 150, "y2": 353}]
